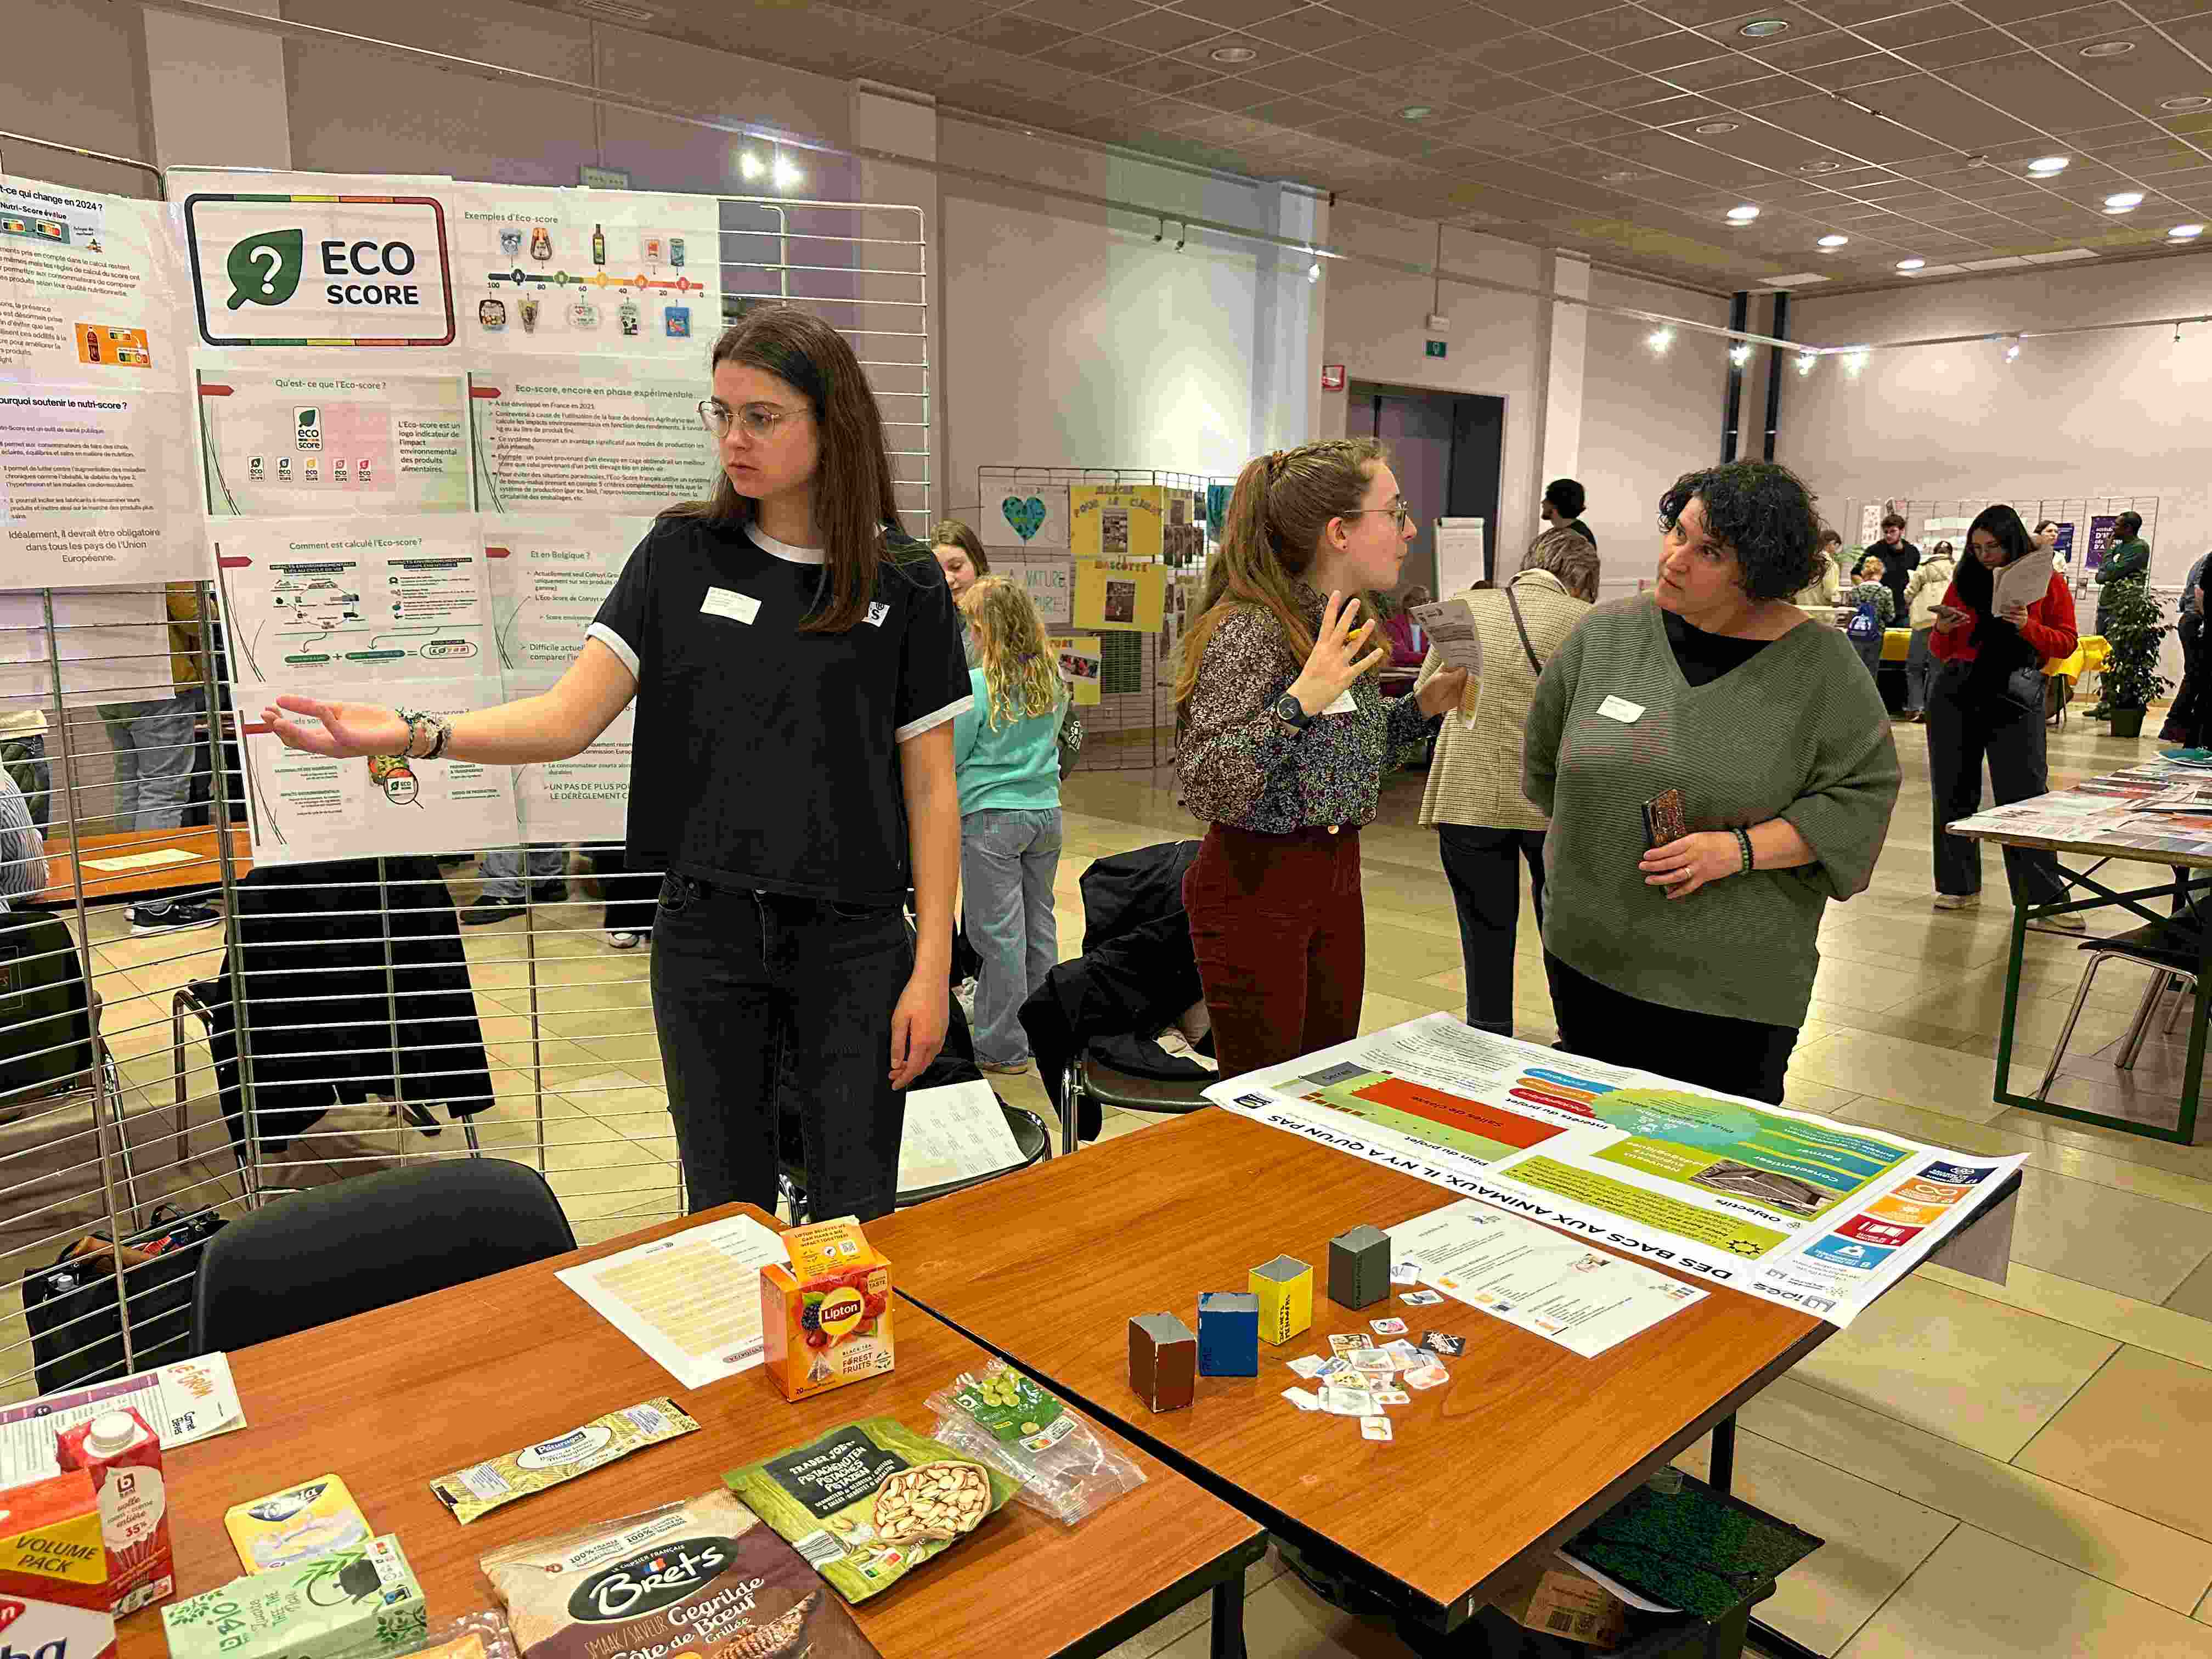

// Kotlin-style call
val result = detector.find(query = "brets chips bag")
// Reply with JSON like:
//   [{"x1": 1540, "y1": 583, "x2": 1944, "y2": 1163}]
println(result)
[
  {"x1": 722, "y1": 1418, "x2": 1016, "y2": 1603},
  {"x1": 479, "y1": 1491, "x2": 872, "y2": 1659}
]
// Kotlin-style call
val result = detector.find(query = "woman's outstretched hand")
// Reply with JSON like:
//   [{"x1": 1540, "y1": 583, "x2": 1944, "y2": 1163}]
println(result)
[
  {"x1": 262, "y1": 696, "x2": 410, "y2": 759},
  {"x1": 1288, "y1": 591, "x2": 1388, "y2": 716}
]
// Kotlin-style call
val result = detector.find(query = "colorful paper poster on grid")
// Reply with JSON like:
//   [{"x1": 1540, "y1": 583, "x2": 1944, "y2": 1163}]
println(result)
[
  {"x1": 1070, "y1": 485, "x2": 1166, "y2": 561},
  {"x1": 986, "y1": 485, "x2": 1070, "y2": 550},
  {"x1": 1017, "y1": 558, "x2": 1072, "y2": 628},
  {"x1": 2, "y1": 386, "x2": 201, "y2": 585},
  {"x1": 197, "y1": 368, "x2": 471, "y2": 516},
  {"x1": 1048, "y1": 635, "x2": 1102, "y2": 705},
  {"x1": 178, "y1": 175, "x2": 458, "y2": 347},
  {"x1": 1073, "y1": 560, "x2": 1166, "y2": 633},
  {"x1": 0, "y1": 175, "x2": 188, "y2": 385}
]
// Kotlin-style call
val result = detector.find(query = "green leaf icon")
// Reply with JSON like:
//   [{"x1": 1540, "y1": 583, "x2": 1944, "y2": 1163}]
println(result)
[{"x1": 225, "y1": 229, "x2": 303, "y2": 309}]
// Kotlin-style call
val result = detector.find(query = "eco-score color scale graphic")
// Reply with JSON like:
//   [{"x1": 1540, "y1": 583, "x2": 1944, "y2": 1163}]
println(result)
[{"x1": 183, "y1": 193, "x2": 457, "y2": 347}]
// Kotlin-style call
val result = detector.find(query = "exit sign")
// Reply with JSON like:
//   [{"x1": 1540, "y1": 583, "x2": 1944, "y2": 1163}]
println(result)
[
  {"x1": 580, "y1": 165, "x2": 631, "y2": 189},
  {"x1": 1425, "y1": 340, "x2": 1447, "y2": 359}
]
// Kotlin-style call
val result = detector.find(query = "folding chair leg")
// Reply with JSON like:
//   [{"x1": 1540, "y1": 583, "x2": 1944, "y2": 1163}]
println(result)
[
  {"x1": 1062, "y1": 1061, "x2": 1081, "y2": 1157},
  {"x1": 2117, "y1": 966, "x2": 2166, "y2": 1071},
  {"x1": 2165, "y1": 975, "x2": 2197, "y2": 1035},
  {"x1": 2038, "y1": 952, "x2": 2113, "y2": 1102},
  {"x1": 172, "y1": 998, "x2": 190, "y2": 1171}
]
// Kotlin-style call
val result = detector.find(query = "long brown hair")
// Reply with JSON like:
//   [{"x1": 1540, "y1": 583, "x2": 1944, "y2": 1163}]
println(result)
[
  {"x1": 1173, "y1": 437, "x2": 1386, "y2": 707},
  {"x1": 662, "y1": 308, "x2": 905, "y2": 632},
  {"x1": 930, "y1": 519, "x2": 990, "y2": 577},
  {"x1": 962, "y1": 577, "x2": 1062, "y2": 728}
]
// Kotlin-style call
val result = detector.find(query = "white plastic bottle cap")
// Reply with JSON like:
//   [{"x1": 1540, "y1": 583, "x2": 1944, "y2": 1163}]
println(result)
[{"x1": 85, "y1": 1413, "x2": 142, "y2": 1457}]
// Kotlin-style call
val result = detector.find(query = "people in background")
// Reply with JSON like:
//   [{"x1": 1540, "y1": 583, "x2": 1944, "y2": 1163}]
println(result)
[
  {"x1": 0, "y1": 763, "x2": 47, "y2": 912},
  {"x1": 1901, "y1": 540, "x2": 1958, "y2": 722},
  {"x1": 1525, "y1": 461, "x2": 1899, "y2": 1105},
  {"x1": 2164, "y1": 550, "x2": 2212, "y2": 743},
  {"x1": 1382, "y1": 584, "x2": 1431, "y2": 668},
  {"x1": 952, "y1": 577, "x2": 1066, "y2": 1075},
  {"x1": 1872, "y1": 512, "x2": 1920, "y2": 634},
  {"x1": 1843, "y1": 554, "x2": 1894, "y2": 680},
  {"x1": 0, "y1": 706, "x2": 49, "y2": 839},
  {"x1": 261, "y1": 309, "x2": 968, "y2": 1223},
  {"x1": 2035, "y1": 520, "x2": 2068, "y2": 576},
  {"x1": 1792, "y1": 528, "x2": 1843, "y2": 611},
  {"x1": 97, "y1": 584, "x2": 219, "y2": 936},
  {"x1": 2090, "y1": 511, "x2": 2152, "y2": 718},
  {"x1": 1541, "y1": 479, "x2": 1595, "y2": 548},
  {"x1": 1417, "y1": 528, "x2": 1598, "y2": 1036},
  {"x1": 1926, "y1": 504, "x2": 2080, "y2": 927},
  {"x1": 930, "y1": 520, "x2": 989, "y2": 663},
  {"x1": 466, "y1": 845, "x2": 567, "y2": 924},
  {"x1": 1176, "y1": 439, "x2": 1466, "y2": 1079}
]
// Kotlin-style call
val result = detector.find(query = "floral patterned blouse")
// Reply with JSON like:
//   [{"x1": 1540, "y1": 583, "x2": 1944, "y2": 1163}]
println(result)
[{"x1": 1176, "y1": 585, "x2": 1434, "y2": 833}]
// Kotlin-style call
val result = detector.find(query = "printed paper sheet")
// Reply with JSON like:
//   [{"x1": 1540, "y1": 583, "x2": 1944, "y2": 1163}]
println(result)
[
  {"x1": 0, "y1": 1353, "x2": 244, "y2": 1481},
  {"x1": 556, "y1": 1212, "x2": 789, "y2": 1389},
  {"x1": 1210, "y1": 1013, "x2": 2022, "y2": 1326}
]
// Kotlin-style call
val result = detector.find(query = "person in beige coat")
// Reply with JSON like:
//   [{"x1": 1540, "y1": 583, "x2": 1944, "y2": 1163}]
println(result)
[
  {"x1": 1415, "y1": 528, "x2": 1598, "y2": 1035},
  {"x1": 1901, "y1": 540, "x2": 1957, "y2": 720},
  {"x1": 1791, "y1": 527, "x2": 1846, "y2": 611}
]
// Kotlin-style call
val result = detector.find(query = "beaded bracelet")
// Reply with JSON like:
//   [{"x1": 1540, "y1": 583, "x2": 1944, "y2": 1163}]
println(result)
[{"x1": 1733, "y1": 826, "x2": 1754, "y2": 875}]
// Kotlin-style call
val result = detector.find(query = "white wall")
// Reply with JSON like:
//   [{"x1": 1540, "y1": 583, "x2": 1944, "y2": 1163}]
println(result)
[
  {"x1": 0, "y1": 0, "x2": 155, "y2": 195},
  {"x1": 1783, "y1": 256, "x2": 2212, "y2": 585}
]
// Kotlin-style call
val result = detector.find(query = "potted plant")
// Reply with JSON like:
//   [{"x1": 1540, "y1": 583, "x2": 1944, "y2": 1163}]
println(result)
[{"x1": 2098, "y1": 575, "x2": 2171, "y2": 739}]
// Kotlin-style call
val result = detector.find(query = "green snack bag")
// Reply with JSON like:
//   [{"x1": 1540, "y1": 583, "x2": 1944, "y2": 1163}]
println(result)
[{"x1": 723, "y1": 1417, "x2": 1017, "y2": 1603}]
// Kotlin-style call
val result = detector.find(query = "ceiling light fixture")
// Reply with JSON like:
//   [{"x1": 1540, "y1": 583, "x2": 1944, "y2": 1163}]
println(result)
[
  {"x1": 1695, "y1": 121, "x2": 1741, "y2": 134},
  {"x1": 2005, "y1": 336, "x2": 2022, "y2": 360},
  {"x1": 2160, "y1": 95, "x2": 2212, "y2": 111},
  {"x1": 1400, "y1": 105, "x2": 1434, "y2": 120},
  {"x1": 1817, "y1": 233, "x2": 1849, "y2": 247},
  {"x1": 1209, "y1": 44, "x2": 1257, "y2": 63},
  {"x1": 1843, "y1": 348, "x2": 1869, "y2": 376},
  {"x1": 771, "y1": 154, "x2": 802, "y2": 191},
  {"x1": 2171, "y1": 223, "x2": 2206, "y2": 240},
  {"x1": 2105, "y1": 190, "x2": 2145, "y2": 211},
  {"x1": 2079, "y1": 39, "x2": 2135, "y2": 55},
  {"x1": 1796, "y1": 350, "x2": 1817, "y2": 375},
  {"x1": 1799, "y1": 160, "x2": 1842, "y2": 173},
  {"x1": 1648, "y1": 328, "x2": 1675, "y2": 352},
  {"x1": 2027, "y1": 155, "x2": 2070, "y2": 175},
  {"x1": 1726, "y1": 204, "x2": 1760, "y2": 223},
  {"x1": 1897, "y1": 258, "x2": 1926, "y2": 270},
  {"x1": 1729, "y1": 343, "x2": 1753, "y2": 367},
  {"x1": 738, "y1": 151, "x2": 765, "y2": 182},
  {"x1": 1307, "y1": 259, "x2": 1322, "y2": 281},
  {"x1": 1741, "y1": 18, "x2": 1791, "y2": 35}
]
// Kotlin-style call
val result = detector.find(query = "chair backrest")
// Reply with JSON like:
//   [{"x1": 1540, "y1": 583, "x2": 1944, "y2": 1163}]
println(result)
[
  {"x1": 190, "y1": 1159, "x2": 577, "y2": 1354},
  {"x1": 0, "y1": 906, "x2": 93, "y2": 1109}
]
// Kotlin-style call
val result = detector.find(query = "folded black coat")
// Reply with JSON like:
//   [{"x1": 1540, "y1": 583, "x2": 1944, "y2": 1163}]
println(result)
[
  {"x1": 198, "y1": 857, "x2": 494, "y2": 1155},
  {"x1": 1019, "y1": 839, "x2": 1204, "y2": 1144}
]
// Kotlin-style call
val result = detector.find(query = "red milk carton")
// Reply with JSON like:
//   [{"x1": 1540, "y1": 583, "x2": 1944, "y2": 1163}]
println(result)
[{"x1": 53, "y1": 1412, "x2": 171, "y2": 1617}]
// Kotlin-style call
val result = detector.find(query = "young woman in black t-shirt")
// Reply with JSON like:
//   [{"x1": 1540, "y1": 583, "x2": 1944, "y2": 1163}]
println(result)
[{"x1": 263, "y1": 311, "x2": 971, "y2": 1222}]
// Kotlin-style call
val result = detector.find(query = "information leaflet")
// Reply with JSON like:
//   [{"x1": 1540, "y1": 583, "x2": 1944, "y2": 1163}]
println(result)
[{"x1": 1209, "y1": 1012, "x2": 2022, "y2": 1326}]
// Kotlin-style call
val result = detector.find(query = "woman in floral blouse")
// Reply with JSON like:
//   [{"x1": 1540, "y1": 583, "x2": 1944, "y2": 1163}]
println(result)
[{"x1": 1175, "y1": 438, "x2": 1468, "y2": 1078}]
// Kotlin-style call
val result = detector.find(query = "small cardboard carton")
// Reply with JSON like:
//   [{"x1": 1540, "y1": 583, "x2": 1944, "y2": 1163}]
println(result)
[{"x1": 761, "y1": 1216, "x2": 894, "y2": 1402}]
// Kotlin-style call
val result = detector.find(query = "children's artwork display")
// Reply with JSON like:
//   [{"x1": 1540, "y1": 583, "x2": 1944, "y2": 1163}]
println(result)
[
  {"x1": 985, "y1": 486, "x2": 1069, "y2": 550},
  {"x1": 1070, "y1": 486, "x2": 1165, "y2": 562},
  {"x1": 1047, "y1": 635, "x2": 1102, "y2": 705},
  {"x1": 1073, "y1": 558, "x2": 1167, "y2": 633}
]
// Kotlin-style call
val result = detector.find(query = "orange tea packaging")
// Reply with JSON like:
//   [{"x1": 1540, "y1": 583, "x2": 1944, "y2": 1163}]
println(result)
[
  {"x1": 53, "y1": 1411, "x2": 171, "y2": 1617},
  {"x1": 760, "y1": 1216, "x2": 894, "y2": 1402},
  {"x1": 0, "y1": 1469, "x2": 115, "y2": 1659}
]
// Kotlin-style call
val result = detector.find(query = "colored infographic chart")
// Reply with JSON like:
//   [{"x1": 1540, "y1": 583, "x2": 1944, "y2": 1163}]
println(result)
[{"x1": 451, "y1": 191, "x2": 715, "y2": 355}]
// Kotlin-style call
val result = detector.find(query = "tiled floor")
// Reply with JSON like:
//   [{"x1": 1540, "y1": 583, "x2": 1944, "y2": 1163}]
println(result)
[{"x1": 13, "y1": 709, "x2": 2212, "y2": 1656}]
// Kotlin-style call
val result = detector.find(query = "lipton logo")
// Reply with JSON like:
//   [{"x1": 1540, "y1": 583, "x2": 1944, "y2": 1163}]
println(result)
[
  {"x1": 817, "y1": 1286, "x2": 865, "y2": 1339},
  {"x1": 566, "y1": 1537, "x2": 731, "y2": 1621}
]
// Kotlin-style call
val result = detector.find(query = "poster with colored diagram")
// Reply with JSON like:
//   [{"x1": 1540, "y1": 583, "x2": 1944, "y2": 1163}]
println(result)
[
  {"x1": 198, "y1": 367, "x2": 471, "y2": 516},
  {"x1": 1211, "y1": 1012, "x2": 2022, "y2": 1328}
]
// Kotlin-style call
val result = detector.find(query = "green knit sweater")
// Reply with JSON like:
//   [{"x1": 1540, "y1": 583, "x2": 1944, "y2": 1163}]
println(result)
[{"x1": 1524, "y1": 595, "x2": 1901, "y2": 1029}]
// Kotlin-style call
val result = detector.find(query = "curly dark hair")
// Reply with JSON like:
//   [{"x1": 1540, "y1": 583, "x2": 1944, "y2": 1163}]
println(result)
[{"x1": 1656, "y1": 462, "x2": 1823, "y2": 603}]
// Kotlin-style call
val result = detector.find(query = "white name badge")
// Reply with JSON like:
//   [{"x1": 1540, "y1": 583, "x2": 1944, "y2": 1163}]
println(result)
[
  {"x1": 1597, "y1": 694, "x2": 1645, "y2": 724},
  {"x1": 701, "y1": 587, "x2": 760, "y2": 625},
  {"x1": 1323, "y1": 687, "x2": 1359, "y2": 716}
]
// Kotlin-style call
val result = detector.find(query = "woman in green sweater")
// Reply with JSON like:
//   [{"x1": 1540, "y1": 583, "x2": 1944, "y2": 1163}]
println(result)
[{"x1": 1525, "y1": 461, "x2": 1901, "y2": 1103}]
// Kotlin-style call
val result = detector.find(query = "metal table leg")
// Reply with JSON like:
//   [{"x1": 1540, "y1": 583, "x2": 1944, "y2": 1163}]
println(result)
[
  {"x1": 1209, "y1": 1573, "x2": 1247, "y2": 1659},
  {"x1": 1707, "y1": 1414, "x2": 1824, "y2": 1659}
]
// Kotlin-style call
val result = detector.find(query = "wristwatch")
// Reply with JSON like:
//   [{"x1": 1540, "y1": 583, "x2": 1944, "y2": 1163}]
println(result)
[{"x1": 1273, "y1": 692, "x2": 1313, "y2": 731}]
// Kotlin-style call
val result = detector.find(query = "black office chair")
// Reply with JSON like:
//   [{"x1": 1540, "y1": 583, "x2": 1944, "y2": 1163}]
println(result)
[
  {"x1": 189, "y1": 1159, "x2": 575, "y2": 1353},
  {"x1": 2036, "y1": 912, "x2": 2204, "y2": 1103}
]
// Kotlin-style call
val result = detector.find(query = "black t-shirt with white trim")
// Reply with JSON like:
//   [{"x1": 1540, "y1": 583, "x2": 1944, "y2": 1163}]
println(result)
[{"x1": 589, "y1": 514, "x2": 970, "y2": 907}]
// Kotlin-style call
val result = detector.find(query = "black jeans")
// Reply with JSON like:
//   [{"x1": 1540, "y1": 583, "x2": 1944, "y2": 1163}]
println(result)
[
  {"x1": 649, "y1": 874, "x2": 912, "y2": 1222},
  {"x1": 1926, "y1": 659, "x2": 2067, "y2": 906},
  {"x1": 1545, "y1": 951, "x2": 1796, "y2": 1105},
  {"x1": 1435, "y1": 825, "x2": 1546, "y2": 1036}
]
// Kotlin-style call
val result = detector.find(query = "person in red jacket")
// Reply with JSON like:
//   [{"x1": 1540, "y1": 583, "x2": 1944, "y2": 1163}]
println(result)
[{"x1": 1926, "y1": 503, "x2": 2083, "y2": 927}]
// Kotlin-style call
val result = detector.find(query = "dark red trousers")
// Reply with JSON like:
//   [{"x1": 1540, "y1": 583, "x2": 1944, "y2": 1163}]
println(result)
[{"x1": 1184, "y1": 823, "x2": 1365, "y2": 1081}]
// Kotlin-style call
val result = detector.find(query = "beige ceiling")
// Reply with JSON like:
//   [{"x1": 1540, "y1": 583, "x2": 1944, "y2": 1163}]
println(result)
[{"x1": 556, "y1": 0, "x2": 2212, "y2": 292}]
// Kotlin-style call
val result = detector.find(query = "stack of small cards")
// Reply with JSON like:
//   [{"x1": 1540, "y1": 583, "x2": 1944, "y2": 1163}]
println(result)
[{"x1": 1279, "y1": 1316, "x2": 1456, "y2": 1441}]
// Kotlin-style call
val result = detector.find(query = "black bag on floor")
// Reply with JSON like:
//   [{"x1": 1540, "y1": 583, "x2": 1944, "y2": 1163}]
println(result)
[
  {"x1": 22, "y1": 1205, "x2": 228, "y2": 1393},
  {"x1": 0, "y1": 906, "x2": 94, "y2": 1108}
]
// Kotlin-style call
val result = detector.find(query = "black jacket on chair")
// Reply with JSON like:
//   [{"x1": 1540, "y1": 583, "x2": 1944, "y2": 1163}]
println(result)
[
  {"x1": 200, "y1": 857, "x2": 493, "y2": 1154},
  {"x1": 1019, "y1": 840, "x2": 1205, "y2": 1144}
]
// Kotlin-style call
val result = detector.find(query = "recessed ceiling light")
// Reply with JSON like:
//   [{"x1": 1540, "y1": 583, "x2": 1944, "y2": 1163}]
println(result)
[
  {"x1": 1400, "y1": 105, "x2": 1434, "y2": 120},
  {"x1": 2027, "y1": 156, "x2": 2070, "y2": 175},
  {"x1": 1740, "y1": 18, "x2": 1791, "y2": 35},
  {"x1": 2079, "y1": 39, "x2": 2135, "y2": 56},
  {"x1": 1799, "y1": 159, "x2": 1842, "y2": 173},
  {"x1": 1817, "y1": 233, "x2": 1849, "y2": 247},
  {"x1": 1209, "y1": 44, "x2": 1257, "y2": 63},
  {"x1": 2172, "y1": 223, "x2": 2207, "y2": 240},
  {"x1": 1726, "y1": 204, "x2": 1760, "y2": 222},
  {"x1": 1897, "y1": 257, "x2": 1925, "y2": 270},
  {"x1": 2105, "y1": 190, "x2": 2145, "y2": 210},
  {"x1": 1695, "y1": 120, "x2": 1740, "y2": 134},
  {"x1": 1601, "y1": 169, "x2": 1640, "y2": 183},
  {"x1": 2162, "y1": 95, "x2": 2212, "y2": 111}
]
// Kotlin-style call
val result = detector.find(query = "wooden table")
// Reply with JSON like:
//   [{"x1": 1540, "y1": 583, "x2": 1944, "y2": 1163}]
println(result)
[
  {"x1": 111, "y1": 1203, "x2": 1265, "y2": 1659},
  {"x1": 865, "y1": 1110, "x2": 1832, "y2": 1634},
  {"x1": 36, "y1": 827, "x2": 248, "y2": 905}
]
